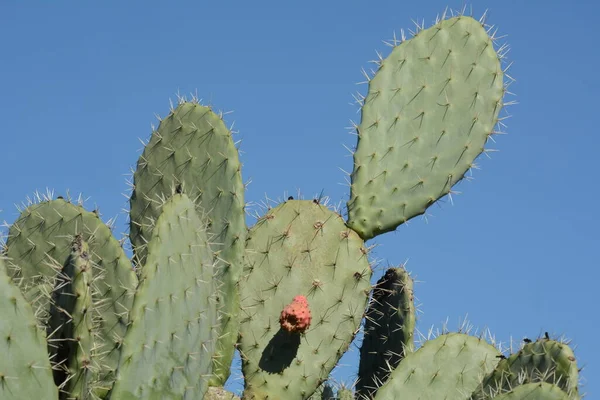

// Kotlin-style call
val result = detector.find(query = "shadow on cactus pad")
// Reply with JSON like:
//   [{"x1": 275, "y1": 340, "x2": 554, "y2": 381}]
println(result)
[{"x1": 259, "y1": 328, "x2": 301, "y2": 373}]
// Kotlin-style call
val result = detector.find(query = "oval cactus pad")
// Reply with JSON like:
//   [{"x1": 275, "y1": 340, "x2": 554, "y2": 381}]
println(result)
[
  {"x1": 347, "y1": 16, "x2": 505, "y2": 240},
  {"x1": 374, "y1": 333, "x2": 501, "y2": 400},
  {"x1": 239, "y1": 200, "x2": 372, "y2": 400}
]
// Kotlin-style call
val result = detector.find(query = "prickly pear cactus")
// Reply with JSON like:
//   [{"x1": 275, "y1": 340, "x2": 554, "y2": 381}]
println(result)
[
  {"x1": 347, "y1": 15, "x2": 505, "y2": 240},
  {"x1": 48, "y1": 235, "x2": 95, "y2": 399},
  {"x1": 130, "y1": 99, "x2": 246, "y2": 385},
  {"x1": 372, "y1": 333, "x2": 501, "y2": 400},
  {"x1": 487, "y1": 382, "x2": 572, "y2": 400},
  {"x1": 3, "y1": 198, "x2": 138, "y2": 391},
  {"x1": 109, "y1": 193, "x2": 219, "y2": 400},
  {"x1": 471, "y1": 337, "x2": 580, "y2": 400},
  {"x1": 0, "y1": 256, "x2": 58, "y2": 400},
  {"x1": 357, "y1": 267, "x2": 415, "y2": 399},
  {"x1": 239, "y1": 199, "x2": 372, "y2": 399}
]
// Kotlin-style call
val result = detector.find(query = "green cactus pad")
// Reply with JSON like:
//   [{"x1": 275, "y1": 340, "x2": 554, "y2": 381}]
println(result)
[
  {"x1": 347, "y1": 15, "x2": 505, "y2": 240},
  {"x1": 239, "y1": 200, "x2": 372, "y2": 400},
  {"x1": 471, "y1": 338, "x2": 580, "y2": 400},
  {"x1": 485, "y1": 382, "x2": 572, "y2": 400},
  {"x1": 336, "y1": 388, "x2": 354, "y2": 400},
  {"x1": 52, "y1": 236, "x2": 95, "y2": 399},
  {"x1": 4, "y1": 198, "x2": 137, "y2": 390},
  {"x1": 110, "y1": 193, "x2": 219, "y2": 400},
  {"x1": 357, "y1": 267, "x2": 415, "y2": 399},
  {"x1": 373, "y1": 333, "x2": 501, "y2": 400},
  {"x1": 130, "y1": 100, "x2": 246, "y2": 384},
  {"x1": 0, "y1": 257, "x2": 58, "y2": 400}
]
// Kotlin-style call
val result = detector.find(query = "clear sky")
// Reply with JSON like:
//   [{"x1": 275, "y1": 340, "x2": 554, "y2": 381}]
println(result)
[{"x1": 1, "y1": 0, "x2": 597, "y2": 397}]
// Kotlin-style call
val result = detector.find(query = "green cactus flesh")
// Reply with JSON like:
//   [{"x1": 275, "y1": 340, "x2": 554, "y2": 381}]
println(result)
[
  {"x1": 48, "y1": 236, "x2": 95, "y2": 399},
  {"x1": 0, "y1": 256, "x2": 58, "y2": 400},
  {"x1": 4, "y1": 198, "x2": 137, "y2": 390},
  {"x1": 486, "y1": 382, "x2": 572, "y2": 400},
  {"x1": 239, "y1": 199, "x2": 372, "y2": 400},
  {"x1": 64, "y1": 237, "x2": 95, "y2": 400},
  {"x1": 357, "y1": 266, "x2": 415, "y2": 399},
  {"x1": 308, "y1": 382, "x2": 335, "y2": 400},
  {"x1": 347, "y1": 15, "x2": 505, "y2": 240},
  {"x1": 373, "y1": 333, "x2": 501, "y2": 400},
  {"x1": 470, "y1": 338, "x2": 580, "y2": 400},
  {"x1": 130, "y1": 100, "x2": 246, "y2": 384},
  {"x1": 336, "y1": 388, "x2": 354, "y2": 400},
  {"x1": 109, "y1": 193, "x2": 218, "y2": 400}
]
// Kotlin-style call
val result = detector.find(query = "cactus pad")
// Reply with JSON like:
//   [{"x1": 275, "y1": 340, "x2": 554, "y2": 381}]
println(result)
[
  {"x1": 239, "y1": 199, "x2": 372, "y2": 400},
  {"x1": 130, "y1": 100, "x2": 246, "y2": 384},
  {"x1": 109, "y1": 193, "x2": 219, "y2": 400},
  {"x1": 357, "y1": 266, "x2": 415, "y2": 398},
  {"x1": 471, "y1": 338, "x2": 580, "y2": 400},
  {"x1": 0, "y1": 256, "x2": 58, "y2": 400},
  {"x1": 4, "y1": 198, "x2": 137, "y2": 389},
  {"x1": 485, "y1": 382, "x2": 572, "y2": 400},
  {"x1": 347, "y1": 15, "x2": 505, "y2": 240},
  {"x1": 373, "y1": 333, "x2": 501, "y2": 400},
  {"x1": 47, "y1": 235, "x2": 95, "y2": 399}
]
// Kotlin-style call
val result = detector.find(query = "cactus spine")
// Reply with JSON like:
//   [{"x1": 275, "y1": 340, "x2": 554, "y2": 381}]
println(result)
[{"x1": 0, "y1": 8, "x2": 583, "y2": 400}]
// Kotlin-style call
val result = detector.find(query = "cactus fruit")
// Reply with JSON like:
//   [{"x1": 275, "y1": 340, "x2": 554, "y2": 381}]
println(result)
[
  {"x1": 129, "y1": 100, "x2": 246, "y2": 385},
  {"x1": 347, "y1": 15, "x2": 505, "y2": 240},
  {"x1": 109, "y1": 193, "x2": 219, "y2": 400},
  {"x1": 357, "y1": 266, "x2": 415, "y2": 399},
  {"x1": 239, "y1": 199, "x2": 372, "y2": 399},
  {"x1": 279, "y1": 295, "x2": 312, "y2": 334},
  {"x1": 0, "y1": 256, "x2": 59, "y2": 400}
]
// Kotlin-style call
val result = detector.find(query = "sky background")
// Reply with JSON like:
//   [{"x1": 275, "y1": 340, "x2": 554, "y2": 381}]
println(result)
[{"x1": 1, "y1": 0, "x2": 597, "y2": 397}]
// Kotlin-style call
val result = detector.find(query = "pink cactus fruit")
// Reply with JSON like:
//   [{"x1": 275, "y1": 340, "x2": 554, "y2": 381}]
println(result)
[{"x1": 279, "y1": 295, "x2": 312, "y2": 334}]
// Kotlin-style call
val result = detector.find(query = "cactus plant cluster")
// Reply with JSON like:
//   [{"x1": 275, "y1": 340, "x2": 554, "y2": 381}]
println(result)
[{"x1": 0, "y1": 9, "x2": 583, "y2": 400}]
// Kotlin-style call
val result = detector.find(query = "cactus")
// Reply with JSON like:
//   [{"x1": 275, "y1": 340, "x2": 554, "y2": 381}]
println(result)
[
  {"x1": 370, "y1": 333, "x2": 501, "y2": 399},
  {"x1": 0, "y1": 7, "x2": 585, "y2": 400},
  {"x1": 3, "y1": 198, "x2": 138, "y2": 392},
  {"x1": 238, "y1": 199, "x2": 372, "y2": 399},
  {"x1": 347, "y1": 15, "x2": 505, "y2": 241},
  {"x1": 130, "y1": 101, "x2": 246, "y2": 385},
  {"x1": 48, "y1": 235, "x2": 95, "y2": 399},
  {"x1": 357, "y1": 266, "x2": 415, "y2": 399},
  {"x1": 109, "y1": 193, "x2": 219, "y2": 399},
  {"x1": 470, "y1": 337, "x2": 580, "y2": 400},
  {"x1": 0, "y1": 256, "x2": 59, "y2": 400},
  {"x1": 486, "y1": 382, "x2": 573, "y2": 400}
]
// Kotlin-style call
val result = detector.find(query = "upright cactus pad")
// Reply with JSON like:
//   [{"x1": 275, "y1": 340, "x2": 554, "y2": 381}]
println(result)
[
  {"x1": 130, "y1": 99, "x2": 246, "y2": 384},
  {"x1": 109, "y1": 193, "x2": 219, "y2": 400},
  {"x1": 0, "y1": 256, "x2": 58, "y2": 400},
  {"x1": 4, "y1": 198, "x2": 137, "y2": 390},
  {"x1": 347, "y1": 15, "x2": 505, "y2": 240},
  {"x1": 373, "y1": 333, "x2": 501, "y2": 400},
  {"x1": 48, "y1": 235, "x2": 95, "y2": 399},
  {"x1": 239, "y1": 200, "x2": 372, "y2": 400},
  {"x1": 357, "y1": 266, "x2": 415, "y2": 398},
  {"x1": 471, "y1": 338, "x2": 580, "y2": 400},
  {"x1": 7, "y1": 198, "x2": 137, "y2": 387}
]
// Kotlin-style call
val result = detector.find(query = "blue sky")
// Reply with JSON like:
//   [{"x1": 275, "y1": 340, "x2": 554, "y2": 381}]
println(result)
[{"x1": 1, "y1": 0, "x2": 597, "y2": 397}]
